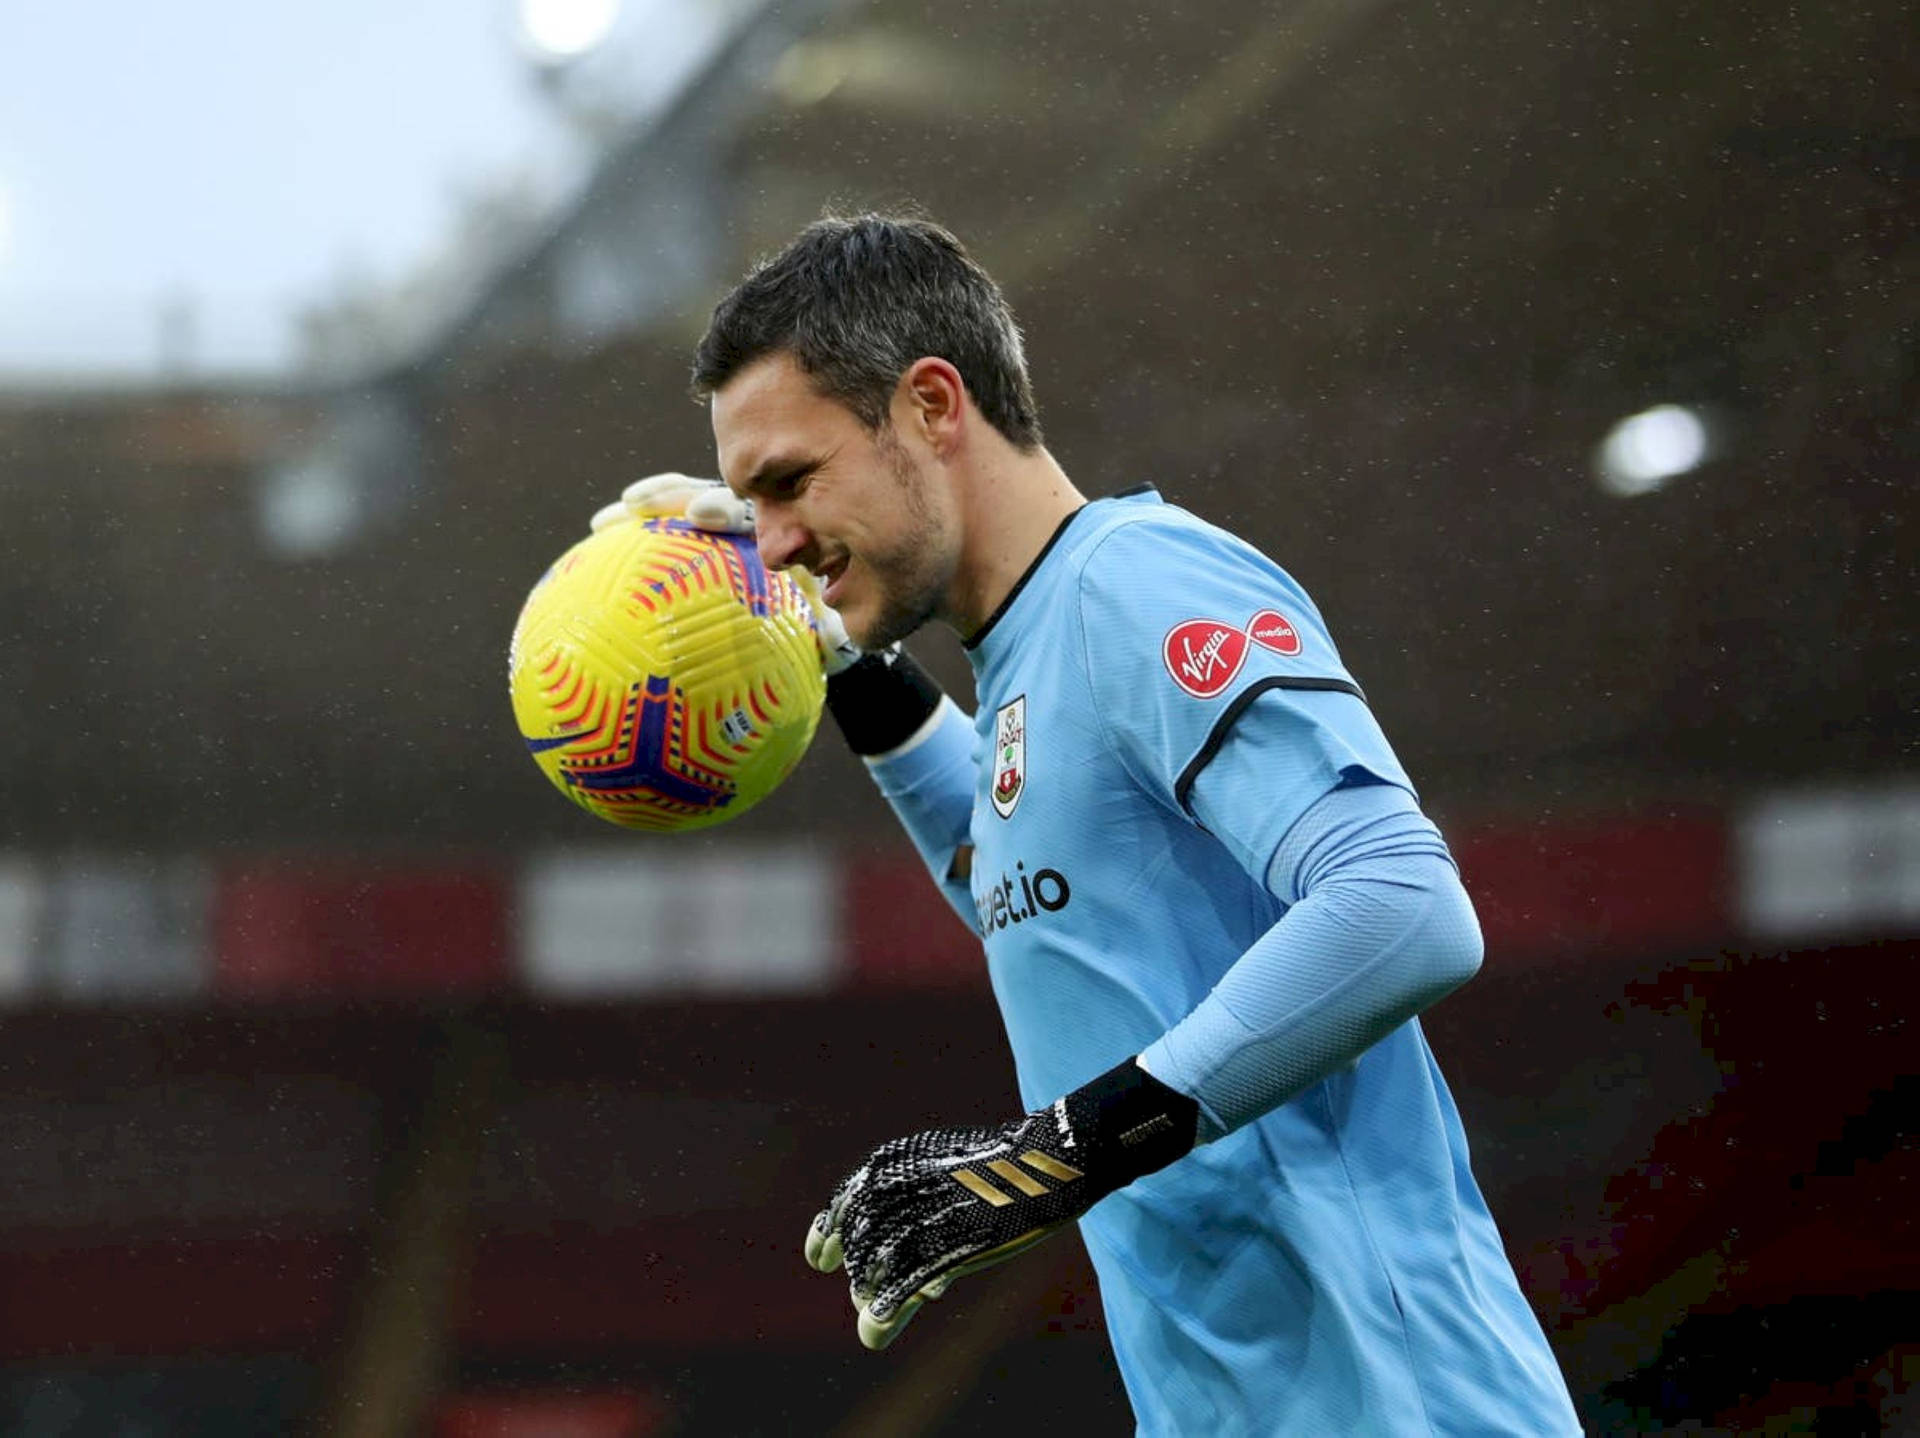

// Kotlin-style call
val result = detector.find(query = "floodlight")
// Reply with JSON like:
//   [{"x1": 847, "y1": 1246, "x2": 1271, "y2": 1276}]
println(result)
[
  {"x1": 1595, "y1": 404, "x2": 1709, "y2": 497},
  {"x1": 519, "y1": 0, "x2": 622, "y2": 61}
]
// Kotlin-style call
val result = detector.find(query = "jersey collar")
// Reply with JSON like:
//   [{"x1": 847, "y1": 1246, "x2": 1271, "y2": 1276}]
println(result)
[{"x1": 963, "y1": 484, "x2": 1161, "y2": 653}]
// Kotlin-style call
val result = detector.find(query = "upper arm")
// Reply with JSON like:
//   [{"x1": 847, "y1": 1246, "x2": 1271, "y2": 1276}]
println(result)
[{"x1": 1074, "y1": 519, "x2": 1416, "y2": 880}]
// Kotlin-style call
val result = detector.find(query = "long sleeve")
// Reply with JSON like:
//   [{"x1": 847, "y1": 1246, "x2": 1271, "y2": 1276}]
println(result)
[
  {"x1": 862, "y1": 697, "x2": 981, "y2": 930},
  {"x1": 1139, "y1": 780, "x2": 1484, "y2": 1140}
]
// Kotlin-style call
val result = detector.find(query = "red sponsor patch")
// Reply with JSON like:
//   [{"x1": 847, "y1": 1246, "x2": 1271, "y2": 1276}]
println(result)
[
  {"x1": 1163, "y1": 619, "x2": 1249, "y2": 699},
  {"x1": 1248, "y1": 609, "x2": 1303, "y2": 656}
]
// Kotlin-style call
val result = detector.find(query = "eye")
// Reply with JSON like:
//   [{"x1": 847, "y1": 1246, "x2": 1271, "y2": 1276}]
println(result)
[{"x1": 770, "y1": 467, "x2": 814, "y2": 500}]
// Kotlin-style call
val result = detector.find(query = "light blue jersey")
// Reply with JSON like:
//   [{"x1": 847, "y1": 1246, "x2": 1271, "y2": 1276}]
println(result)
[{"x1": 867, "y1": 489, "x2": 1578, "y2": 1435}]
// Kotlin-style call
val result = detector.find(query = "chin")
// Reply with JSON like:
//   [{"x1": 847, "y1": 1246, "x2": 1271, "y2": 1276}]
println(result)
[
  {"x1": 844, "y1": 614, "x2": 891, "y2": 652},
  {"x1": 859, "y1": 604, "x2": 938, "y2": 652},
  {"x1": 842, "y1": 567, "x2": 943, "y2": 652}
]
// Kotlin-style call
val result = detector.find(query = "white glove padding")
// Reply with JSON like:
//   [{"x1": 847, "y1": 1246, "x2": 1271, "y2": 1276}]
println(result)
[
  {"x1": 588, "y1": 472, "x2": 862, "y2": 675},
  {"x1": 786, "y1": 567, "x2": 864, "y2": 677},
  {"x1": 589, "y1": 472, "x2": 753, "y2": 534}
]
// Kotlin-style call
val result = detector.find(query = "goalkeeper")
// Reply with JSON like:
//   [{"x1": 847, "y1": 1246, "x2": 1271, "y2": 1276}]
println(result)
[{"x1": 601, "y1": 215, "x2": 1581, "y2": 1434}]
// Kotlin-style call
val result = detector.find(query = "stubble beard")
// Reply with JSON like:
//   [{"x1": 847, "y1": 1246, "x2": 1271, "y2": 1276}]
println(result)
[{"x1": 844, "y1": 427, "x2": 954, "y2": 651}]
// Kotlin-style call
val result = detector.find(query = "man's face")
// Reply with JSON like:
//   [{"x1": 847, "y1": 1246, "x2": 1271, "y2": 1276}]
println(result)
[{"x1": 712, "y1": 352, "x2": 958, "y2": 651}]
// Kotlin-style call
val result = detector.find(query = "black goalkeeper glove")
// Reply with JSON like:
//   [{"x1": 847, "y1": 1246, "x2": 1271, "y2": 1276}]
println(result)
[{"x1": 805, "y1": 1056, "x2": 1200, "y2": 1349}]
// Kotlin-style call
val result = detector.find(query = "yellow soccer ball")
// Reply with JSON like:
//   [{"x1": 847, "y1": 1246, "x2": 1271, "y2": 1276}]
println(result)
[{"x1": 509, "y1": 518, "x2": 826, "y2": 832}]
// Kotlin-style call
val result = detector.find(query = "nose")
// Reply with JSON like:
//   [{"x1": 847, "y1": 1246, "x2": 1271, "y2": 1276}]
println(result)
[{"x1": 753, "y1": 499, "x2": 810, "y2": 572}]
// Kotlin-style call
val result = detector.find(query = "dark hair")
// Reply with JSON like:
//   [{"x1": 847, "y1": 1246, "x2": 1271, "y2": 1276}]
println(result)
[{"x1": 692, "y1": 213, "x2": 1043, "y2": 450}]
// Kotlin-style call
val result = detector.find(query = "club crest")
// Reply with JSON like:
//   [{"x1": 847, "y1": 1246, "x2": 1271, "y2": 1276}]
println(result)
[{"x1": 991, "y1": 694, "x2": 1027, "y2": 819}]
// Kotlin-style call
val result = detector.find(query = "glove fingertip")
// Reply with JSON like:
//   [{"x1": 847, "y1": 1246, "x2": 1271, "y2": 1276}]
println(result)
[
  {"x1": 589, "y1": 501, "x2": 632, "y2": 533},
  {"x1": 856, "y1": 1294, "x2": 923, "y2": 1351},
  {"x1": 685, "y1": 490, "x2": 752, "y2": 533},
  {"x1": 803, "y1": 1219, "x2": 843, "y2": 1273},
  {"x1": 621, "y1": 472, "x2": 697, "y2": 505}
]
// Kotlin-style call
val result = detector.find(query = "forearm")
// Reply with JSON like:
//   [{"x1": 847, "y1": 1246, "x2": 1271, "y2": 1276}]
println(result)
[
  {"x1": 1141, "y1": 784, "x2": 1484, "y2": 1140},
  {"x1": 834, "y1": 655, "x2": 979, "y2": 929}
]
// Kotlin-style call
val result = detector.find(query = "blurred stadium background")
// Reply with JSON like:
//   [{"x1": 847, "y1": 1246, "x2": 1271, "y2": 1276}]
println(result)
[{"x1": 0, "y1": 0, "x2": 1914, "y2": 1432}]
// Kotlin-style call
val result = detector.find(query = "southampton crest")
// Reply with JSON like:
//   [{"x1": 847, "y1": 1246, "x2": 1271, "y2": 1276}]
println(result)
[{"x1": 991, "y1": 694, "x2": 1027, "y2": 819}]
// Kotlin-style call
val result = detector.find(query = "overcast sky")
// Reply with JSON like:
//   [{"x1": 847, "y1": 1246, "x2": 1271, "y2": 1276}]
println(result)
[{"x1": 0, "y1": 0, "x2": 712, "y2": 381}]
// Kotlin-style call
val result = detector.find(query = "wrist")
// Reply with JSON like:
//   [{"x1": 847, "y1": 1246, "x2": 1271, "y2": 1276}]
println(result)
[
  {"x1": 1056, "y1": 1056, "x2": 1199, "y2": 1192},
  {"x1": 862, "y1": 696, "x2": 955, "y2": 765},
  {"x1": 825, "y1": 649, "x2": 945, "y2": 756}
]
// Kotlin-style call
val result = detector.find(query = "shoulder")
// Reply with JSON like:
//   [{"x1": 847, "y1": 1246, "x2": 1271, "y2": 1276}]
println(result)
[
  {"x1": 1032, "y1": 494, "x2": 1403, "y2": 823},
  {"x1": 1065, "y1": 494, "x2": 1255, "y2": 570},
  {"x1": 1061, "y1": 497, "x2": 1340, "y2": 687},
  {"x1": 1068, "y1": 499, "x2": 1312, "y2": 607}
]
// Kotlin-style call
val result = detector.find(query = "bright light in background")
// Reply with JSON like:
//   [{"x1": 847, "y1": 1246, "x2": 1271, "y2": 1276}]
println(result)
[
  {"x1": 519, "y1": 0, "x2": 623, "y2": 60},
  {"x1": 259, "y1": 454, "x2": 364, "y2": 558},
  {"x1": 0, "y1": 181, "x2": 11, "y2": 264},
  {"x1": 771, "y1": 42, "x2": 851, "y2": 106},
  {"x1": 0, "y1": 0, "x2": 726, "y2": 379},
  {"x1": 1595, "y1": 403, "x2": 1710, "y2": 497}
]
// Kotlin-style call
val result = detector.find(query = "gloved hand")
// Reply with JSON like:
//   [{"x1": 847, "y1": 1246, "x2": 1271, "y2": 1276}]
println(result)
[
  {"x1": 806, "y1": 1057, "x2": 1199, "y2": 1350},
  {"x1": 590, "y1": 472, "x2": 862, "y2": 675},
  {"x1": 591, "y1": 471, "x2": 754, "y2": 536}
]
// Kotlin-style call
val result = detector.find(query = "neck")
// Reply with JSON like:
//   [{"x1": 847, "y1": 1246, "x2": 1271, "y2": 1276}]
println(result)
[{"x1": 944, "y1": 442, "x2": 1086, "y2": 641}]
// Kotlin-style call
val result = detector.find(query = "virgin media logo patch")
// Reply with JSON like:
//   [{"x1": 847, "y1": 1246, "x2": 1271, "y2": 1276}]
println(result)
[
  {"x1": 1248, "y1": 609, "x2": 1303, "y2": 656},
  {"x1": 1163, "y1": 619, "x2": 1249, "y2": 698}
]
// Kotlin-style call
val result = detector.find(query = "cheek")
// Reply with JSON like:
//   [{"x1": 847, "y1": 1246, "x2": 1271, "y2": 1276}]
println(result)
[{"x1": 866, "y1": 505, "x2": 940, "y2": 576}]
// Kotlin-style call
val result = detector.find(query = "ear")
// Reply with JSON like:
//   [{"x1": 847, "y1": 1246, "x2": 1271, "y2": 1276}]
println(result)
[{"x1": 898, "y1": 357, "x2": 966, "y2": 455}]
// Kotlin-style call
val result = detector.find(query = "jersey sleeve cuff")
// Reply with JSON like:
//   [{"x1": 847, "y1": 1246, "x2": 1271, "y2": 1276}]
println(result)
[{"x1": 1135, "y1": 1045, "x2": 1229, "y2": 1144}]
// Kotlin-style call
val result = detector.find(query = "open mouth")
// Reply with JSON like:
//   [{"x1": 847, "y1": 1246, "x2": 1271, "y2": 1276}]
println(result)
[{"x1": 818, "y1": 556, "x2": 851, "y2": 607}]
